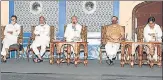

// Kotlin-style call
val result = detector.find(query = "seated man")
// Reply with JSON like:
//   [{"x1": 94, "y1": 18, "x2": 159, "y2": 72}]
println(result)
[
  {"x1": 1, "y1": 15, "x2": 21, "y2": 62},
  {"x1": 105, "y1": 16, "x2": 124, "y2": 65},
  {"x1": 30, "y1": 16, "x2": 50, "y2": 63},
  {"x1": 143, "y1": 17, "x2": 162, "y2": 62},
  {"x1": 62, "y1": 16, "x2": 82, "y2": 62}
]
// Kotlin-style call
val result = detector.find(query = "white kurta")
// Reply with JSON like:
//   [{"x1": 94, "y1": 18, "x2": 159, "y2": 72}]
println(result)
[
  {"x1": 63, "y1": 23, "x2": 82, "y2": 58},
  {"x1": 144, "y1": 24, "x2": 162, "y2": 42},
  {"x1": 64, "y1": 23, "x2": 82, "y2": 42},
  {"x1": 143, "y1": 24, "x2": 162, "y2": 61},
  {"x1": 1, "y1": 23, "x2": 21, "y2": 56},
  {"x1": 30, "y1": 24, "x2": 50, "y2": 56}
]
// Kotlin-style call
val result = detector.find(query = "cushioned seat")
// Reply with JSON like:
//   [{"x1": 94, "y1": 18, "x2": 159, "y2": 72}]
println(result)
[{"x1": 9, "y1": 44, "x2": 20, "y2": 50}]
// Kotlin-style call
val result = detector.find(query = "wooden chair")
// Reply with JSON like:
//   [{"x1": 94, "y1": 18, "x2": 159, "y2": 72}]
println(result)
[
  {"x1": 136, "y1": 25, "x2": 162, "y2": 65},
  {"x1": 99, "y1": 25, "x2": 125, "y2": 64},
  {"x1": 1, "y1": 25, "x2": 24, "y2": 59},
  {"x1": 26, "y1": 26, "x2": 55, "y2": 62}
]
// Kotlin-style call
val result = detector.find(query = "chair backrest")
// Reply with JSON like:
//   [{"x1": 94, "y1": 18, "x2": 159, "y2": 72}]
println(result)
[
  {"x1": 18, "y1": 26, "x2": 23, "y2": 44},
  {"x1": 101, "y1": 25, "x2": 108, "y2": 45},
  {"x1": 136, "y1": 25, "x2": 145, "y2": 42},
  {"x1": 1, "y1": 26, "x2": 5, "y2": 40},
  {"x1": 64, "y1": 25, "x2": 87, "y2": 42},
  {"x1": 31, "y1": 26, "x2": 36, "y2": 40},
  {"x1": 101, "y1": 25, "x2": 125, "y2": 45},
  {"x1": 50, "y1": 26, "x2": 56, "y2": 42},
  {"x1": 20, "y1": 26, "x2": 23, "y2": 38},
  {"x1": 121, "y1": 26, "x2": 125, "y2": 41},
  {"x1": 31, "y1": 25, "x2": 55, "y2": 42}
]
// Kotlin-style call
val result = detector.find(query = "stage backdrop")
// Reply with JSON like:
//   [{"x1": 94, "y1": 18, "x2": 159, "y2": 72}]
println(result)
[{"x1": 8, "y1": 1, "x2": 117, "y2": 60}]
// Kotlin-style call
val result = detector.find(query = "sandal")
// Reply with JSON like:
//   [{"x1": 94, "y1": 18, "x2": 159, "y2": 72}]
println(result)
[
  {"x1": 33, "y1": 58, "x2": 38, "y2": 63},
  {"x1": 33, "y1": 58, "x2": 43, "y2": 63},
  {"x1": 37, "y1": 59, "x2": 43, "y2": 63},
  {"x1": 60, "y1": 59, "x2": 66, "y2": 63}
]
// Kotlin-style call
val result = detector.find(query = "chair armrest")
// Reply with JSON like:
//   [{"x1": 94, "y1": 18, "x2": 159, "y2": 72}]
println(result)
[
  {"x1": 50, "y1": 38, "x2": 55, "y2": 43},
  {"x1": 100, "y1": 44, "x2": 105, "y2": 48},
  {"x1": 30, "y1": 36, "x2": 35, "y2": 40},
  {"x1": 26, "y1": 37, "x2": 34, "y2": 48},
  {"x1": 17, "y1": 38, "x2": 23, "y2": 44}
]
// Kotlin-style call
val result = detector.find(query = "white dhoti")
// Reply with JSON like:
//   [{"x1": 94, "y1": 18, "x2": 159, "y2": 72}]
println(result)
[
  {"x1": 30, "y1": 36, "x2": 49, "y2": 56},
  {"x1": 1, "y1": 36, "x2": 17, "y2": 56},
  {"x1": 105, "y1": 42, "x2": 120, "y2": 60}
]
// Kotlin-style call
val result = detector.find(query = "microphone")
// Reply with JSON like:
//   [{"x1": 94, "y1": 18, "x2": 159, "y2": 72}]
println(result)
[{"x1": 72, "y1": 22, "x2": 76, "y2": 31}]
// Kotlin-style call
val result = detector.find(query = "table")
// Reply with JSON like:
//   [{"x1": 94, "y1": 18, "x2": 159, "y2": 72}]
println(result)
[
  {"x1": 121, "y1": 41, "x2": 162, "y2": 68},
  {"x1": 49, "y1": 41, "x2": 88, "y2": 67}
]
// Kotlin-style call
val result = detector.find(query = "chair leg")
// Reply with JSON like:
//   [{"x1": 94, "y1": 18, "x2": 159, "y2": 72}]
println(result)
[
  {"x1": 26, "y1": 47, "x2": 30, "y2": 62},
  {"x1": 100, "y1": 49, "x2": 102, "y2": 64},
  {"x1": 17, "y1": 50, "x2": 20, "y2": 59}
]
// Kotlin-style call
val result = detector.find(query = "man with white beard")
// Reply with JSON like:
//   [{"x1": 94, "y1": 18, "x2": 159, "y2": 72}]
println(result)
[
  {"x1": 1, "y1": 15, "x2": 21, "y2": 62},
  {"x1": 30, "y1": 16, "x2": 50, "y2": 63}
]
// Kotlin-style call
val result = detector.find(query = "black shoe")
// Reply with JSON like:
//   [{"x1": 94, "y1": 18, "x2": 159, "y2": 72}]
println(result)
[
  {"x1": 33, "y1": 58, "x2": 43, "y2": 63},
  {"x1": 106, "y1": 56, "x2": 110, "y2": 65},
  {"x1": 37, "y1": 59, "x2": 43, "y2": 63},
  {"x1": 1, "y1": 59, "x2": 7, "y2": 63},
  {"x1": 110, "y1": 59, "x2": 114, "y2": 65},
  {"x1": 106, "y1": 59, "x2": 110, "y2": 65},
  {"x1": 112, "y1": 57, "x2": 116, "y2": 60}
]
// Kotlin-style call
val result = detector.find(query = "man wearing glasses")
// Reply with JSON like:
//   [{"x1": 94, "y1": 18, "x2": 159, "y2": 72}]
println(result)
[{"x1": 1, "y1": 15, "x2": 21, "y2": 62}]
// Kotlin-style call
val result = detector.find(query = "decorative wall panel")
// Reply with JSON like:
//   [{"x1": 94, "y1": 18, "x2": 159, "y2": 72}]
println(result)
[
  {"x1": 66, "y1": 1, "x2": 114, "y2": 32},
  {"x1": 14, "y1": 1, "x2": 59, "y2": 33}
]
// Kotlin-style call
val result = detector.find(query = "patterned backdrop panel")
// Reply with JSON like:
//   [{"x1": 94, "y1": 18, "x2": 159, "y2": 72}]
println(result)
[
  {"x1": 66, "y1": 1, "x2": 113, "y2": 32},
  {"x1": 14, "y1": 1, "x2": 59, "y2": 33}
]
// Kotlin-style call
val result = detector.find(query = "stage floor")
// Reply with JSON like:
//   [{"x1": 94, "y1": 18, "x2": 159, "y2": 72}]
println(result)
[{"x1": 1, "y1": 59, "x2": 162, "y2": 80}]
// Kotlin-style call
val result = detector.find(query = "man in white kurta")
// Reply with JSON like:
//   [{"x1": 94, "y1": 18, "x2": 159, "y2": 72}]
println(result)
[
  {"x1": 30, "y1": 16, "x2": 50, "y2": 62},
  {"x1": 1, "y1": 15, "x2": 21, "y2": 62},
  {"x1": 143, "y1": 17, "x2": 162, "y2": 62},
  {"x1": 62, "y1": 16, "x2": 82, "y2": 62},
  {"x1": 105, "y1": 16, "x2": 124, "y2": 65}
]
